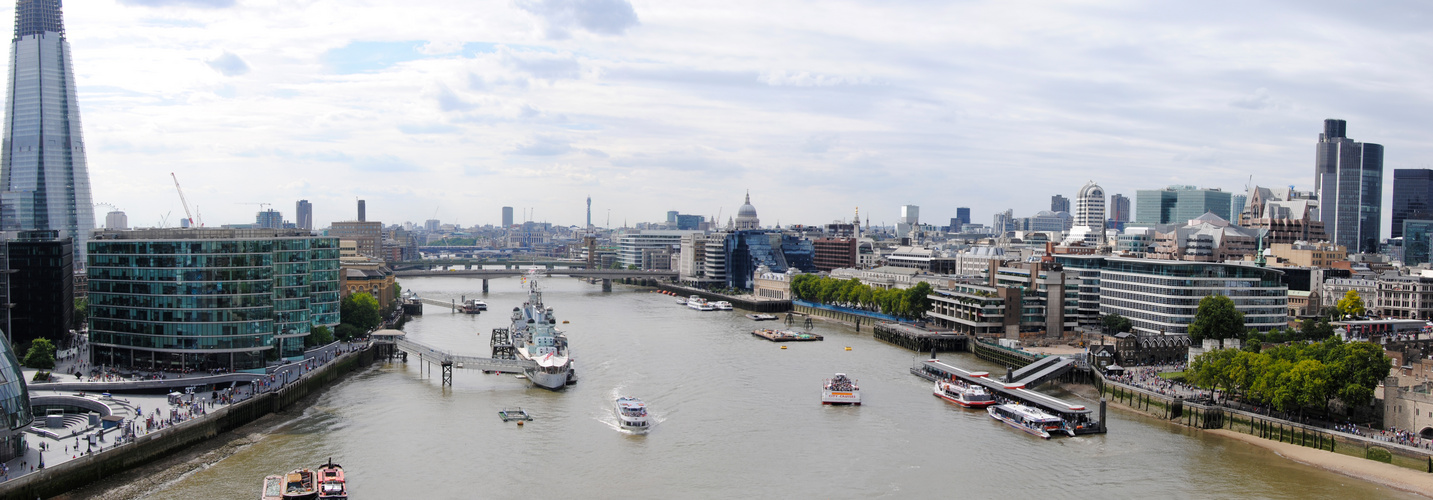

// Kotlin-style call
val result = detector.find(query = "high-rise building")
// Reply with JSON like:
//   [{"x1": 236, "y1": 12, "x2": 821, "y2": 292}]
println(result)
[
  {"x1": 296, "y1": 200, "x2": 313, "y2": 231},
  {"x1": 1230, "y1": 194, "x2": 1247, "y2": 223},
  {"x1": 357, "y1": 200, "x2": 366, "y2": 222},
  {"x1": 956, "y1": 207, "x2": 971, "y2": 228},
  {"x1": 897, "y1": 204, "x2": 919, "y2": 237},
  {"x1": 1392, "y1": 169, "x2": 1433, "y2": 239},
  {"x1": 1051, "y1": 195, "x2": 1070, "y2": 213},
  {"x1": 586, "y1": 196, "x2": 592, "y2": 229},
  {"x1": 256, "y1": 209, "x2": 283, "y2": 229},
  {"x1": 0, "y1": 0, "x2": 95, "y2": 265},
  {"x1": 1315, "y1": 119, "x2": 1384, "y2": 253},
  {"x1": 502, "y1": 206, "x2": 514, "y2": 227},
  {"x1": 2, "y1": 230, "x2": 71, "y2": 346},
  {"x1": 104, "y1": 210, "x2": 127, "y2": 230},
  {"x1": 424, "y1": 219, "x2": 440, "y2": 232},
  {"x1": 1110, "y1": 194, "x2": 1131, "y2": 223},
  {"x1": 1074, "y1": 181, "x2": 1106, "y2": 243},
  {"x1": 1135, "y1": 186, "x2": 1233, "y2": 225},
  {"x1": 992, "y1": 209, "x2": 1014, "y2": 233},
  {"x1": 330, "y1": 221, "x2": 383, "y2": 258}
]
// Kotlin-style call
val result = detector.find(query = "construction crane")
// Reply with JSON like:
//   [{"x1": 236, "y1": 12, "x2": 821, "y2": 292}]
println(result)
[
  {"x1": 171, "y1": 172, "x2": 200, "y2": 227},
  {"x1": 237, "y1": 202, "x2": 272, "y2": 210}
]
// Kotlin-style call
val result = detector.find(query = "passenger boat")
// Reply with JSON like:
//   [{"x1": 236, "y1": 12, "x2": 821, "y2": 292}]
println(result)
[
  {"x1": 821, "y1": 373, "x2": 861, "y2": 405},
  {"x1": 686, "y1": 297, "x2": 715, "y2": 310},
  {"x1": 933, "y1": 380, "x2": 996, "y2": 408},
  {"x1": 746, "y1": 314, "x2": 778, "y2": 321},
  {"x1": 713, "y1": 301, "x2": 733, "y2": 310},
  {"x1": 316, "y1": 458, "x2": 347, "y2": 500},
  {"x1": 987, "y1": 403, "x2": 1073, "y2": 439},
  {"x1": 262, "y1": 475, "x2": 284, "y2": 500},
  {"x1": 614, "y1": 396, "x2": 652, "y2": 434},
  {"x1": 461, "y1": 299, "x2": 487, "y2": 314},
  {"x1": 281, "y1": 469, "x2": 318, "y2": 499}
]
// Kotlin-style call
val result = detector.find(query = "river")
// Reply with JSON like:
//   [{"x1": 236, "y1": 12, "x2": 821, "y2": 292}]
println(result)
[{"x1": 144, "y1": 276, "x2": 1417, "y2": 499}]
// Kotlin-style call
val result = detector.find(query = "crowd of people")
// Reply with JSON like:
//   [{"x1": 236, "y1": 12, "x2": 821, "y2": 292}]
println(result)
[
  {"x1": 1105, "y1": 363, "x2": 1207, "y2": 399},
  {"x1": 1334, "y1": 422, "x2": 1433, "y2": 450}
]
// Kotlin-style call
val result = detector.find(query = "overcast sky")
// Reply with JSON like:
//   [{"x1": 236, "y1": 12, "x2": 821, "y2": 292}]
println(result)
[{"x1": 50, "y1": 0, "x2": 1433, "y2": 231}]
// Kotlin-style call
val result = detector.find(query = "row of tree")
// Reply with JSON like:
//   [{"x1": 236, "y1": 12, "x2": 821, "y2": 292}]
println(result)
[
  {"x1": 789, "y1": 274, "x2": 933, "y2": 320},
  {"x1": 1189, "y1": 338, "x2": 1390, "y2": 415}
]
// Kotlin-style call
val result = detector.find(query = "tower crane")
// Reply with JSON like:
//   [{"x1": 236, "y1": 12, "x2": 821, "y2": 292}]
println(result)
[{"x1": 171, "y1": 172, "x2": 201, "y2": 227}]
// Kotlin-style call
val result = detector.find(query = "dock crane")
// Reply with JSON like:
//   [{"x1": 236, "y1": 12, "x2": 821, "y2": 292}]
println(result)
[{"x1": 171, "y1": 172, "x2": 201, "y2": 227}]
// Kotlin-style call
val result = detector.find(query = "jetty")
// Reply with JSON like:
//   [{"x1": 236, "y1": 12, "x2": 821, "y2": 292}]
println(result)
[
  {"x1": 912, "y1": 358, "x2": 1105, "y2": 435},
  {"x1": 751, "y1": 329, "x2": 823, "y2": 342}
]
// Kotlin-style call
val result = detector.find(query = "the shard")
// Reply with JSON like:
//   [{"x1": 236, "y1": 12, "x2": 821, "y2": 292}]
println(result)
[{"x1": 0, "y1": 0, "x2": 94, "y2": 264}]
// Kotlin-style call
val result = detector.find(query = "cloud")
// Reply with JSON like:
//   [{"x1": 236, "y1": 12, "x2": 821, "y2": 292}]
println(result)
[
  {"x1": 759, "y1": 70, "x2": 873, "y2": 87},
  {"x1": 397, "y1": 123, "x2": 461, "y2": 135},
  {"x1": 509, "y1": 135, "x2": 574, "y2": 156},
  {"x1": 501, "y1": 48, "x2": 582, "y2": 80},
  {"x1": 117, "y1": 0, "x2": 236, "y2": 7},
  {"x1": 514, "y1": 0, "x2": 640, "y2": 39},
  {"x1": 205, "y1": 51, "x2": 250, "y2": 77},
  {"x1": 802, "y1": 134, "x2": 838, "y2": 154},
  {"x1": 352, "y1": 156, "x2": 425, "y2": 173},
  {"x1": 432, "y1": 85, "x2": 479, "y2": 112},
  {"x1": 418, "y1": 40, "x2": 465, "y2": 55},
  {"x1": 1230, "y1": 87, "x2": 1280, "y2": 110}
]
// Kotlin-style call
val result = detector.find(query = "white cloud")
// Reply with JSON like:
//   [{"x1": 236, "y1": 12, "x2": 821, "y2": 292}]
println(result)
[
  {"x1": 204, "y1": 51, "x2": 249, "y2": 76},
  {"x1": 513, "y1": 0, "x2": 640, "y2": 39}
]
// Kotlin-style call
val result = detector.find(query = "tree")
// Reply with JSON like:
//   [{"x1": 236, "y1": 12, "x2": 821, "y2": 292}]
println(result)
[
  {"x1": 1101, "y1": 313, "x2": 1132, "y2": 333},
  {"x1": 1189, "y1": 295, "x2": 1244, "y2": 349},
  {"x1": 1335, "y1": 290, "x2": 1366, "y2": 319},
  {"x1": 1298, "y1": 318, "x2": 1336, "y2": 342},
  {"x1": 306, "y1": 325, "x2": 335, "y2": 348},
  {"x1": 72, "y1": 298, "x2": 88, "y2": 331},
  {"x1": 340, "y1": 292, "x2": 382, "y2": 332},
  {"x1": 334, "y1": 323, "x2": 363, "y2": 341},
  {"x1": 23, "y1": 338, "x2": 55, "y2": 369}
]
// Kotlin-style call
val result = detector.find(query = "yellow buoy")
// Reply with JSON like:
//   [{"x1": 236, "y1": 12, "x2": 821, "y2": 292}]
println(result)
[
  {"x1": 780, "y1": 346, "x2": 787, "y2": 349},
  {"x1": 562, "y1": 320, "x2": 569, "y2": 324},
  {"x1": 845, "y1": 347, "x2": 852, "y2": 351}
]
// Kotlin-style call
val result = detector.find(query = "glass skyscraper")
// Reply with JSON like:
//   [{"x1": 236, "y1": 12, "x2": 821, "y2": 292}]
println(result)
[
  {"x1": 0, "y1": 0, "x2": 95, "y2": 265},
  {"x1": 1315, "y1": 119, "x2": 1383, "y2": 253}
]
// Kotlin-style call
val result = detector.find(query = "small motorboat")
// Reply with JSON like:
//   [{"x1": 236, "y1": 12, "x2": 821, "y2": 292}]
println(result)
[
  {"x1": 262, "y1": 475, "x2": 284, "y2": 500},
  {"x1": 281, "y1": 469, "x2": 318, "y2": 500},
  {"x1": 316, "y1": 458, "x2": 347, "y2": 499}
]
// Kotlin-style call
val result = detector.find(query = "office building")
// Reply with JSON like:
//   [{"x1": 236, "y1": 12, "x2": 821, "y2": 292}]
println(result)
[
  {"x1": 330, "y1": 221, "x2": 383, "y2": 258},
  {"x1": 295, "y1": 200, "x2": 312, "y2": 231},
  {"x1": 1051, "y1": 195, "x2": 1070, "y2": 213},
  {"x1": 1243, "y1": 186, "x2": 1326, "y2": 244},
  {"x1": 0, "y1": 0, "x2": 95, "y2": 265},
  {"x1": 1136, "y1": 186, "x2": 1233, "y2": 225},
  {"x1": 617, "y1": 231, "x2": 691, "y2": 268},
  {"x1": 992, "y1": 209, "x2": 1014, "y2": 234},
  {"x1": 502, "y1": 206, "x2": 514, "y2": 228},
  {"x1": 4, "y1": 230, "x2": 71, "y2": 345},
  {"x1": 256, "y1": 209, "x2": 283, "y2": 229},
  {"x1": 425, "y1": 219, "x2": 440, "y2": 232},
  {"x1": 1315, "y1": 119, "x2": 1383, "y2": 253},
  {"x1": 1402, "y1": 220, "x2": 1433, "y2": 266},
  {"x1": 1392, "y1": 169, "x2": 1433, "y2": 239},
  {"x1": 955, "y1": 207, "x2": 971, "y2": 228},
  {"x1": 1055, "y1": 255, "x2": 1287, "y2": 335},
  {"x1": 813, "y1": 238, "x2": 857, "y2": 271},
  {"x1": 357, "y1": 200, "x2": 366, "y2": 222},
  {"x1": 104, "y1": 210, "x2": 127, "y2": 230},
  {"x1": 1230, "y1": 194, "x2": 1247, "y2": 222},
  {"x1": 87, "y1": 228, "x2": 340, "y2": 371},
  {"x1": 0, "y1": 334, "x2": 30, "y2": 461},
  {"x1": 1110, "y1": 194, "x2": 1130, "y2": 223},
  {"x1": 1149, "y1": 213, "x2": 1259, "y2": 262},
  {"x1": 897, "y1": 205, "x2": 920, "y2": 237},
  {"x1": 1074, "y1": 181, "x2": 1106, "y2": 243}
]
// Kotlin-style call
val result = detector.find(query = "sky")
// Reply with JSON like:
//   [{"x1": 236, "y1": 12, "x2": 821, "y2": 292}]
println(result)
[{"x1": 43, "y1": 0, "x2": 1433, "y2": 232}]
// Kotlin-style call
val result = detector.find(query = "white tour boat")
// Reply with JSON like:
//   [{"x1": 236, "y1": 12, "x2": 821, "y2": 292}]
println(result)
[
  {"x1": 821, "y1": 373, "x2": 861, "y2": 405},
  {"x1": 933, "y1": 380, "x2": 996, "y2": 408},
  {"x1": 987, "y1": 403, "x2": 1073, "y2": 439},
  {"x1": 614, "y1": 397, "x2": 652, "y2": 433},
  {"x1": 713, "y1": 301, "x2": 733, "y2": 310}
]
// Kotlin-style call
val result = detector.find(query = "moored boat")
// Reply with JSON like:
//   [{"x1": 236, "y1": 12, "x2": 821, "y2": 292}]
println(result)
[
  {"x1": 461, "y1": 299, "x2": 487, "y2": 314},
  {"x1": 821, "y1": 373, "x2": 861, "y2": 405},
  {"x1": 316, "y1": 458, "x2": 347, "y2": 500},
  {"x1": 614, "y1": 396, "x2": 652, "y2": 433},
  {"x1": 507, "y1": 270, "x2": 575, "y2": 390},
  {"x1": 713, "y1": 301, "x2": 733, "y2": 310},
  {"x1": 262, "y1": 475, "x2": 284, "y2": 500},
  {"x1": 281, "y1": 469, "x2": 318, "y2": 500},
  {"x1": 987, "y1": 403, "x2": 1073, "y2": 439},
  {"x1": 746, "y1": 313, "x2": 778, "y2": 321},
  {"x1": 933, "y1": 380, "x2": 996, "y2": 408}
]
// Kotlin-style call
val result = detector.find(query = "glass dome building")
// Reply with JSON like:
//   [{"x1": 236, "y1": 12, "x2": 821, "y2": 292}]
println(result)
[{"x1": 0, "y1": 335, "x2": 33, "y2": 461}]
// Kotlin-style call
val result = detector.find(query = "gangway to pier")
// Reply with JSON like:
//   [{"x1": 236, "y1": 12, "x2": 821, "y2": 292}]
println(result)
[
  {"x1": 394, "y1": 337, "x2": 536, "y2": 375},
  {"x1": 417, "y1": 298, "x2": 463, "y2": 312},
  {"x1": 913, "y1": 359, "x2": 1105, "y2": 435},
  {"x1": 1006, "y1": 356, "x2": 1077, "y2": 388}
]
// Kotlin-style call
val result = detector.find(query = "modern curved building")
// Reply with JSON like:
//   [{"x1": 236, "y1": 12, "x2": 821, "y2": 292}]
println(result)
[
  {"x1": 0, "y1": 334, "x2": 32, "y2": 461},
  {"x1": 87, "y1": 228, "x2": 340, "y2": 372},
  {"x1": 1074, "y1": 181, "x2": 1106, "y2": 243}
]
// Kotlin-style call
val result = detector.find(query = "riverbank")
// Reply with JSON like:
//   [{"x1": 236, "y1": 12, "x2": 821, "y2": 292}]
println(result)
[{"x1": 1208, "y1": 429, "x2": 1433, "y2": 498}]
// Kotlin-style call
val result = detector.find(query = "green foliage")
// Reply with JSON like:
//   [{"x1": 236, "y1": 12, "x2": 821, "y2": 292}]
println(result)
[
  {"x1": 306, "y1": 325, "x2": 335, "y2": 348},
  {"x1": 72, "y1": 298, "x2": 88, "y2": 331},
  {"x1": 340, "y1": 292, "x2": 382, "y2": 332},
  {"x1": 1365, "y1": 446, "x2": 1393, "y2": 463},
  {"x1": 1189, "y1": 338, "x2": 1390, "y2": 415},
  {"x1": 790, "y1": 274, "x2": 933, "y2": 320},
  {"x1": 23, "y1": 338, "x2": 55, "y2": 369},
  {"x1": 1189, "y1": 295, "x2": 1244, "y2": 346},
  {"x1": 1335, "y1": 290, "x2": 1366, "y2": 319},
  {"x1": 334, "y1": 323, "x2": 363, "y2": 341},
  {"x1": 1101, "y1": 313, "x2": 1132, "y2": 333}
]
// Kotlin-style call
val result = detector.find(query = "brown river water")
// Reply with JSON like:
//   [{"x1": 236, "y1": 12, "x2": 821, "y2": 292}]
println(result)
[{"x1": 141, "y1": 276, "x2": 1418, "y2": 499}]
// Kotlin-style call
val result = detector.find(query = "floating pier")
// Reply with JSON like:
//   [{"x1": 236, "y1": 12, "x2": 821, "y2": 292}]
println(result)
[
  {"x1": 912, "y1": 359, "x2": 1106, "y2": 435},
  {"x1": 751, "y1": 329, "x2": 824, "y2": 342}
]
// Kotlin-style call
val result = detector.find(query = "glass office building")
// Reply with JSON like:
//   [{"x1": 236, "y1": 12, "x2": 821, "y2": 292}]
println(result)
[
  {"x1": 1055, "y1": 255, "x2": 1288, "y2": 335},
  {"x1": 87, "y1": 229, "x2": 339, "y2": 372},
  {"x1": 0, "y1": 0, "x2": 96, "y2": 264},
  {"x1": 0, "y1": 334, "x2": 31, "y2": 461}
]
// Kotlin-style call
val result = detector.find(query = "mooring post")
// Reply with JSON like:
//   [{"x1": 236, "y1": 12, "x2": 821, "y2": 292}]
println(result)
[{"x1": 1100, "y1": 399, "x2": 1107, "y2": 432}]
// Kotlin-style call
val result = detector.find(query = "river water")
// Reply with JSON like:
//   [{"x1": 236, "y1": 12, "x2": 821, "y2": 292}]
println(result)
[{"x1": 146, "y1": 277, "x2": 1416, "y2": 499}]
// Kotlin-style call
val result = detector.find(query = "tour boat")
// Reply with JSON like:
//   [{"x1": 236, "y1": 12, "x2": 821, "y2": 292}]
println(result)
[
  {"x1": 686, "y1": 296, "x2": 714, "y2": 310},
  {"x1": 933, "y1": 380, "x2": 996, "y2": 408},
  {"x1": 713, "y1": 301, "x2": 733, "y2": 310},
  {"x1": 821, "y1": 373, "x2": 861, "y2": 405},
  {"x1": 281, "y1": 468, "x2": 318, "y2": 500},
  {"x1": 987, "y1": 403, "x2": 1073, "y2": 439},
  {"x1": 262, "y1": 475, "x2": 284, "y2": 500},
  {"x1": 316, "y1": 458, "x2": 347, "y2": 500},
  {"x1": 461, "y1": 299, "x2": 487, "y2": 314},
  {"x1": 614, "y1": 396, "x2": 652, "y2": 434}
]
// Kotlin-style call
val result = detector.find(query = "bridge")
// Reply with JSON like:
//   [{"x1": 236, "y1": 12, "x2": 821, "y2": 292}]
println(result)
[
  {"x1": 394, "y1": 268, "x2": 676, "y2": 292},
  {"x1": 373, "y1": 330, "x2": 537, "y2": 386},
  {"x1": 395, "y1": 258, "x2": 586, "y2": 268}
]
